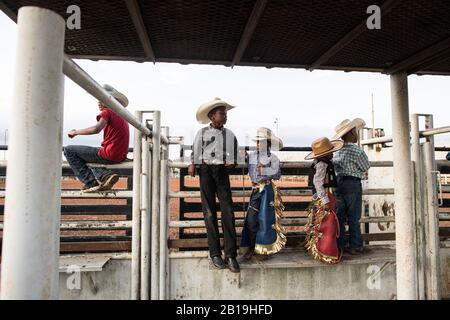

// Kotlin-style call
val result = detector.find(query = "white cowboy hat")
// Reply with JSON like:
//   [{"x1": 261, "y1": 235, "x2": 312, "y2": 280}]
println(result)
[
  {"x1": 252, "y1": 127, "x2": 284, "y2": 150},
  {"x1": 332, "y1": 118, "x2": 366, "y2": 139},
  {"x1": 103, "y1": 84, "x2": 129, "y2": 107},
  {"x1": 196, "y1": 97, "x2": 235, "y2": 124},
  {"x1": 305, "y1": 137, "x2": 344, "y2": 160}
]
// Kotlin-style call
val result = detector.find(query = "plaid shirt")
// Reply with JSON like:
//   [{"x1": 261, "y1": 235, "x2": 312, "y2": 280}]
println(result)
[{"x1": 332, "y1": 142, "x2": 370, "y2": 179}]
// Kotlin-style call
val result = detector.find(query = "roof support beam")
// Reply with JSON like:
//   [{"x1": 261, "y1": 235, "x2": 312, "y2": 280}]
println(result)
[
  {"x1": 231, "y1": 0, "x2": 268, "y2": 68},
  {"x1": 408, "y1": 48, "x2": 450, "y2": 75},
  {"x1": 309, "y1": 0, "x2": 401, "y2": 71},
  {"x1": 125, "y1": 0, "x2": 156, "y2": 63},
  {"x1": 0, "y1": 1, "x2": 17, "y2": 22},
  {"x1": 385, "y1": 36, "x2": 450, "y2": 74}
]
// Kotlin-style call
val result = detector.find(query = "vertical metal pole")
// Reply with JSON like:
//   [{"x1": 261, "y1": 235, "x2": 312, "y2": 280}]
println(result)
[
  {"x1": 0, "y1": 7, "x2": 65, "y2": 300},
  {"x1": 390, "y1": 72, "x2": 417, "y2": 300},
  {"x1": 423, "y1": 116, "x2": 442, "y2": 300},
  {"x1": 140, "y1": 136, "x2": 151, "y2": 300},
  {"x1": 159, "y1": 127, "x2": 169, "y2": 299},
  {"x1": 151, "y1": 111, "x2": 161, "y2": 300},
  {"x1": 410, "y1": 114, "x2": 426, "y2": 299},
  {"x1": 131, "y1": 111, "x2": 143, "y2": 300}
]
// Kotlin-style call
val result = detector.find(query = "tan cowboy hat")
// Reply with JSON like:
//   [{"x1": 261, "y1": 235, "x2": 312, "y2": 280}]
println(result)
[
  {"x1": 103, "y1": 84, "x2": 129, "y2": 107},
  {"x1": 332, "y1": 118, "x2": 365, "y2": 139},
  {"x1": 196, "y1": 97, "x2": 235, "y2": 124},
  {"x1": 252, "y1": 127, "x2": 284, "y2": 150},
  {"x1": 305, "y1": 137, "x2": 344, "y2": 160}
]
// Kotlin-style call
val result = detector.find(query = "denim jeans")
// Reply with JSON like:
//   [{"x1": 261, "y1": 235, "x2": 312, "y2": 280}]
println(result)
[
  {"x1": 334, "y1": 177, "x2": 363, "y2": 249},
  {"x1": 64, "y1": 145, "x2": 116, "y2": 185},
  {"x1": 243, "y1": 189, "x2": 262, "y2": 250}
]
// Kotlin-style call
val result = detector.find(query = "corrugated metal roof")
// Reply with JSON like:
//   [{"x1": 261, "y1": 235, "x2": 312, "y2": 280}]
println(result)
[{"x1": 1, "y1": 0, "x2": 450, "y2": 75}]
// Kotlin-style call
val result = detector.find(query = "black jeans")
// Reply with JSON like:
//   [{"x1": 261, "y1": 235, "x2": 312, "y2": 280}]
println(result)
[
  {"x1": 64, "y1": 145, "x2": 115, "y2": 185},
  {"x1": 198, "y1": 164, "x2": 237, "y2": 258}
]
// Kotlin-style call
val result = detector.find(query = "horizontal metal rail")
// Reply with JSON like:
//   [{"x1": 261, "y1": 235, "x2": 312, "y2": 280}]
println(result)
[
  {"x1": 63, "y1": 57, "x2": 171, "y2": 145},
  {"x1": 1, "y1": 160, "x2": 447, "y2": 171},
  {"x1": 0, "y1": 160, "x2": 134, "y2": 170},
  {"x1": 360, "y1": 125, "x2": 450, "y2": 146},
  {"x1": 63, "y1": 57, "x2": 151, "y2": 136},
  {"x1": 0, "y1": 190, "x2": 133, "y2": 199},
  {"x1": 169, "y1": 161, "x2": 395, "y2": 169},
  {"x1": 0, "y1": 221, "x2": 132, "y2": 230},
  {"x1": 169, "y1": 188, "x2": 395, "y2": 198},
  {"x1": 169, "y1": 216, "x2": 400, "y2": 228}
]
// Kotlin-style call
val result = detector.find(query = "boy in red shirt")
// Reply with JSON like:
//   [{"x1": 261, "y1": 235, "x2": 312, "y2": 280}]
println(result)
[{"x1": 64, "y1": 84, "x2": 130, "y2": 193}]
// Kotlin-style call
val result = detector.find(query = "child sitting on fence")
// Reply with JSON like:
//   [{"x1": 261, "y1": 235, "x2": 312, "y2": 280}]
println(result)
[{"x1": 64, "y1": 84, "x2": 129, "y2": 193}]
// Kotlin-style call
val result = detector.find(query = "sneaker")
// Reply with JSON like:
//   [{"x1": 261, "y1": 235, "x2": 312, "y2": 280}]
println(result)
[
  {"x1": 82, "y1": 181, "x2": 101, "y2": 193},
  {"x1": 98, "y1": 174, "x2": 119, "y2": 191}
]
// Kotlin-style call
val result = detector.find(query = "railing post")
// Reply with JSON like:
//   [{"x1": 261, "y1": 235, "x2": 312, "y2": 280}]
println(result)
[
  {"x1": 390, "y1": 72, "x2": 417, "y2": 300},
  {"x1": 151, "y1": 111, "x2": 161, "y2": 300},
  {"x1": 160, "y1": 127, "x2": 170, "y2": 300},
  {"x1": 140, "y1": 134, "x2": 152, "y2": 300},
  {"x1": 410, "y1": 114, "x2": 426, "y2": 299},
  {"x1": 0, "y1": 6, "x2": 65, "y2": 300},
  {"x1": 131, "y1": 111, "x2": 143, "y2": 300},
  {"x1": 422, "y1": 115, "x2": 442, "y2": 300}
]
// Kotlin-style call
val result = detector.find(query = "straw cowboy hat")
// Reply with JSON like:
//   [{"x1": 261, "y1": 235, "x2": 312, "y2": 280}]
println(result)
[
  {"x1": 252, "y1": 127, "x2": 284, "y2": 150},
  {"x1": 332, "y1": 118, "x2": 365, "y2": 139},
  {"x1": 305, "y1": 137, "x2": 344, "y2": 160},
  {"x1": 196, "y1": 97, "x2": 235, "y2": 124},
  {"x1": 103, "y1": 84, "x2": 129, "y2": 107}
]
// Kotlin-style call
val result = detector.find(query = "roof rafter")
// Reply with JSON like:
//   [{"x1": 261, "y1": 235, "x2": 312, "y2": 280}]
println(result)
[
  {"x1": 385, "y1": 36, "x2": 450, "y2": 74},
  {"x1": 231, "y1": 0, "x2": 268, "y2": 68},
  {"x1": 124, "y1": 0, "x2": 156, "y2": 63},
  {"x1": 309, "y1": 0, "x2": 401, "y2": 71}
]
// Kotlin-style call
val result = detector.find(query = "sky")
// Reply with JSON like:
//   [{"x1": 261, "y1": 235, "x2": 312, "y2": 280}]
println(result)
[{"x1": 1, "y1": 11, "x2": 449, "y2": 158}]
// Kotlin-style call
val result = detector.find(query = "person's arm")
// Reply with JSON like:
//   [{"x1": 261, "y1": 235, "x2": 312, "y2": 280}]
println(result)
[
  {"x1": 272, "y1": 155, "x2": 281, "y2": 180},
  {"x1": 68, "y1": 118, "x2": 107, "y2": 138},
  {"x1": 188, "y1": 129, "x2": 202, "y2": 177},
  {"x1": 257, "y1": 154, "x2": 281, "y2": 180},
  {"x1": 313, "y1": 162, "x2": 330, "y2": 204},
  {"x1": 225, "y1": 130, "x2": 238, "y2": 168},
  {"x1": 357, "y1": 149, "x2": 371, "y2": 172}
]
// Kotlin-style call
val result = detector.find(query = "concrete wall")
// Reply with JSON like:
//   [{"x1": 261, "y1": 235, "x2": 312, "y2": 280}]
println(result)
[
  {"x1": 57, "y1": 248, "x2": 450, "y2": 300},
  {"x1": 59, "y1": 259, "x2": 131, "y2": 300},
  {"x1": 169, "y1": 257, "x2": 397, "y2": 300}
]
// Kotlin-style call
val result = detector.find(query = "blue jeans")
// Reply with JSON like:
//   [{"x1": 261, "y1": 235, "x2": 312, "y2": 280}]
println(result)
[
  {"x1": 242, "y1": 189, "x2": 262, "y2": 250},
  {"x1": 334, "y1": 177, "x2": 363, "y2": 249},
  {"x1": 64, "y1": 145, "x2": 115, "y2": 185}
]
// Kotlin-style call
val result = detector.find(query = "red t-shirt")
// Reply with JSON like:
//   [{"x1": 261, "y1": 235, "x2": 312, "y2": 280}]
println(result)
[{"x1": 96, "y1": 108, "x2": 130, "y2": 162}]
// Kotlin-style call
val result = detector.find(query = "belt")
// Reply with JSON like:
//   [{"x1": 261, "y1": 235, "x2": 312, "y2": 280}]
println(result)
[
  {"x1": 201, "y1": 160, "x2": 225, "y2": 165},
  {"x1": 252, "y1": 179, "x2": 271, "y2": 186},
  {"x1": 340, "y1": 176, "x2": 361, "y2": 181},
  {"x1": 252, "y1": 180, "x2": 272, "y2": 191}
]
